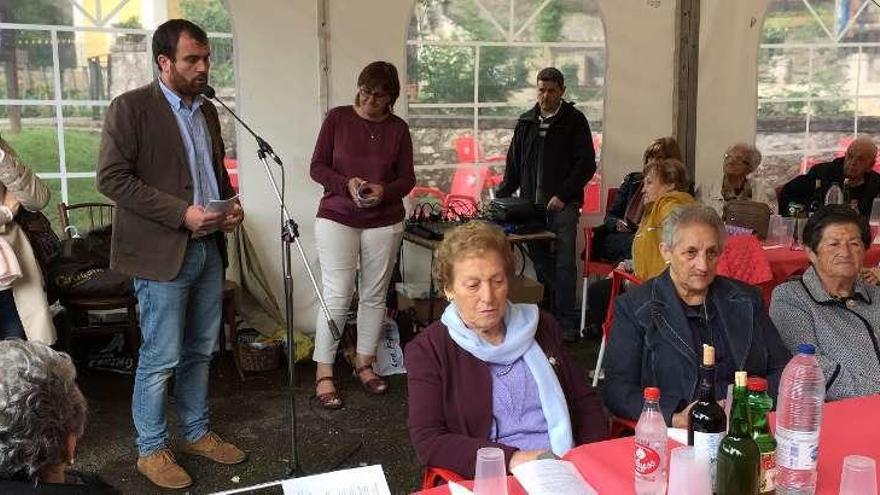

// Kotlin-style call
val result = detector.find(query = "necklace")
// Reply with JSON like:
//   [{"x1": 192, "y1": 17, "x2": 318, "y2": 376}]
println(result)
[
  {"x1": 361, "y1": 119, "x2": 381, "y2": 141},
  {"x1": 495, "y1": 362, "x2": 515, "y2": 377}
]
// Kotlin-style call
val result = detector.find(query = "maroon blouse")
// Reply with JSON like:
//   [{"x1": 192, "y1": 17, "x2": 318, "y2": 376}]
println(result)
[{"x1": 310, "y1": 106, "x2": 415, "y2": 228}]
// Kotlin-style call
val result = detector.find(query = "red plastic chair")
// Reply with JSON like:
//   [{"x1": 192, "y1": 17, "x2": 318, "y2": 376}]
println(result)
[
  {"x1": 421, "y1": 466, "x2": 465, "y2": 489},
  {"x1": 578, "y1": 187, "x2": 619, "y2": 337},
  {"x1": 592, "y1": 268, "x2": 642, "y2": 387},
  {"x1": 223, "y1": 157, "x2": 239, "y2": 192}
]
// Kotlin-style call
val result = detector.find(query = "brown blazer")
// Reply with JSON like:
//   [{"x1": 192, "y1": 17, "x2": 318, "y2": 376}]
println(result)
[
  {"x1": 96, "y1": 81, "x2": 235, "y2": 281},
  {"x1": 405, "y1": 311, "x2": 609, "y2": 478}
]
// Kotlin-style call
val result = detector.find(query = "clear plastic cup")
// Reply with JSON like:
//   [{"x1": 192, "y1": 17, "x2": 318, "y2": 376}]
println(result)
[
  {"x1": 839, "y1": 455, "x2": 877, "y2": 495},
  {"x1": 667, "y1": 446, "x2": 712, "y2": 495},
  {"x1": 473, "y1": 447, "x2": 509, "y2": 495}
]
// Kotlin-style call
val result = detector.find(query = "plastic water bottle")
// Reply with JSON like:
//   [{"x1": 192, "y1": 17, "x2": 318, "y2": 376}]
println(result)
[
  {"x1": 824, "y1": 182, "x2": 843, "y2": 205},
  {"x1": 775, "y1": 343, "x2": 825, "y2": 495},
  {"x1": 635, "y1": 387, "x2": 667, "y2": 495}
]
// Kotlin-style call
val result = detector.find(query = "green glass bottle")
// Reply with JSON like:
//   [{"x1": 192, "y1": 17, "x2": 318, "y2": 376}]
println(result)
[
  {"x1": 716, "y1": 371, "x2": 760, "y2": 495},
  {"x1": 747, "y1": 377, "x2": 777, "y2": 495}
]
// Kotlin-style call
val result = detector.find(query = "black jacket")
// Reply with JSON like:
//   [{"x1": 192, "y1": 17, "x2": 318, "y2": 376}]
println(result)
[
  {"x1": 602, "y1": 270, "x2": 791, "y2": 424},
  {"x1": 779, "y1": 157, "x2": 880, "y2": 216},
  {"x1": 496, "y1": 101, "x2": 596, "y2": 205},
  {"x1": 590, "y1": 171, "x2": 643, "y2": 262}
]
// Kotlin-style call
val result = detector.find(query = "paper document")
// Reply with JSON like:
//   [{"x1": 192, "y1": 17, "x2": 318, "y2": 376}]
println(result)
[
  {"x1": 281, "y1": 465, "x2": 391, "y2": 495},
  {"x1": 511, "y1": 459, "x2": 598, "y2": 495},
  {"x1": 206, "y1": 194, "x2": 240, "y2": 214}
]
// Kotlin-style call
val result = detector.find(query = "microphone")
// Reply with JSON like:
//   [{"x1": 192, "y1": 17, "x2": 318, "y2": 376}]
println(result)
[{"x1": 201, "y1": 85, "x2": 282, "y2": 166}]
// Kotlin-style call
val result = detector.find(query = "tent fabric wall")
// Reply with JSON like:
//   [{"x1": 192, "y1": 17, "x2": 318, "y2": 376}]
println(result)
[
  {"x1": 695, "y1": 0, "x2": 770, "y2": 191},
  {"x1": 225, "y1": 0, "x2": 769, "y2": 334}
]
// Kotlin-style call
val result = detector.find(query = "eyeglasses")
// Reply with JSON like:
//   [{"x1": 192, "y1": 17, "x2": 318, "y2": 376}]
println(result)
[{"x1": 359, "y1": 87, "x2": 390, "y2": 101}]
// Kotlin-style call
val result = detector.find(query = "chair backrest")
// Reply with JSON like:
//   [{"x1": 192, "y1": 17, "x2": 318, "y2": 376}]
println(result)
[
  {"x1": 602, "y1": 269, "x2": 642, "y2": 337},
  {"x1": 58, "y1": 202, "x2": 115, "y2": 239},
  {"x1": 723, "y1": 200, "x2": 771, "y2": 239}
]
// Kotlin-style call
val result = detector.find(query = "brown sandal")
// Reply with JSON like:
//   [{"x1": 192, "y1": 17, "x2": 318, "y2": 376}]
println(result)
[
  {"x1": 355, "y1": 365, "x2": 388, "y2": 395},
  {"x1": 315, "y1": 376, "x2": 343, "y2": 409}
]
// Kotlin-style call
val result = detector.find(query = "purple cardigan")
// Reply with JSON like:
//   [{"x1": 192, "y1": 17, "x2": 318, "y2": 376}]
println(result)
[{"x1": 405, "y1": 311, "x2": 609, "y2": 478}]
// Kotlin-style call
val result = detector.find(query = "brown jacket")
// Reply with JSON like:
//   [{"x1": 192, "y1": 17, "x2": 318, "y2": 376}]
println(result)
[
  {"x1": 96, "y1": 81, "x2": 235, "y2": 281},
  {"x1": 405, "y1": 311, "x2": 609, "y2": 478}
]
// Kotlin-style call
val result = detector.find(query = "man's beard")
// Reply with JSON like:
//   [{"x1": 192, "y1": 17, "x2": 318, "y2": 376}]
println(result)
[{"x1": 169, "y1": 69, "x2": 207, "y2": 97}]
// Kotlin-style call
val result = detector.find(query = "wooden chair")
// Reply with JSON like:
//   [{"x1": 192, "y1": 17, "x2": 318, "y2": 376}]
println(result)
[
  {"x1": 57, "y1": 202, "x2": 140, "y2": 358},
  {"x1": 421, "y1": 466, "x2": 465, "y2": 490},
  {"x1": 578, "y1": 187, "x2": 619, "y2": 337}
]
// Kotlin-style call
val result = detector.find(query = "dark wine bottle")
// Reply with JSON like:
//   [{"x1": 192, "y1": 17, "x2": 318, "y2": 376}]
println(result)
[
  {"x1": 717, "y1": 371, "x2": 761, "y2": 495},
  {"x1": 688, "y1": 345, "x2": 727, "y2": 490}
]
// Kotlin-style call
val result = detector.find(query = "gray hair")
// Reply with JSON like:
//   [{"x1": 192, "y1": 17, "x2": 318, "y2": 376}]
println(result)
[
  {"x1": 0, "y1": 340, "x2": 87, "y2": 481},
  {"x1": 661, "y1": 204, "x2": 727, "y2": 250},
  {"x1": 724, "y1": 142, "x2": 762, "y2": 174}
]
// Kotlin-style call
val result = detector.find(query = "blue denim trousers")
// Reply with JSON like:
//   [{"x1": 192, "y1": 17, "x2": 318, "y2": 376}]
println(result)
[
  {"x1": 132, "y1": 238, "x2": 222, "y2": 456},
  {"x1": 0, "y1": 289, "x2": 25, "y2": 340},
  {"x1": 528, "y1": 202, "x2": 580, "y2": 331}
]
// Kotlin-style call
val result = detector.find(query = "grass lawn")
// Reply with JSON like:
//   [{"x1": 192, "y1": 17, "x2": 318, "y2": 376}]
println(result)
[
  {"x1": 3, "y1": 126, "x2": 102, "y2": 174},
  {"x1": 2, "y1": 127, "x2": 106, "y2": 231}
]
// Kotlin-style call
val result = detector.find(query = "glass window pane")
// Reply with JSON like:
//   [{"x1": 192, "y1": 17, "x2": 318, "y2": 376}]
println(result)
[
  {"x1": 806, "y1": 101, "x2": 854, "y2": 152},
  {"x1": 41, "y1": 178, "x2": 63, "y2": 233},
  {"x1": 408, "y1": 45, "x2": 475, "y2": 104},
  {"x1": 62, "y1": 105, "x2": 105, "y2": 173},
  {"x1": 410, "y1": 107, "x2": 474, "y2": 168},
  {"x1": 0, "y1": 107, "x2": 59, "y2": 174},
  {"x1": 478, "y1": 46, "x2": 543, "y2": 104},
  {"x1": 208, "y1": 35, "x2": 235, "y2": 93},
  {"x1": 61, "y1": 31, "x2": 114, "y2": 100},
  {"x1": 753, "y1": 154, "x2": 803, "y2": 195},
  {"x1": 0, "y1": 29, "x2": 56, "y2": 100},
  {"x1": 811, "y1": 47, "x2": 857, "y2": 98}
]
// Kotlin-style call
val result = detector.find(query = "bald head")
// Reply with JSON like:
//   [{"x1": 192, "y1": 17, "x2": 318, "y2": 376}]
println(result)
[{"x1": 844, "y1": 137, "x2": 878, "y2": 182}]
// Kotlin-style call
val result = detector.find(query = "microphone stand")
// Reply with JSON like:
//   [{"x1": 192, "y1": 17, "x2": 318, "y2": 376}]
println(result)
[{"x1": 208, "y1": 89, "x2": 341, "y2": 476}]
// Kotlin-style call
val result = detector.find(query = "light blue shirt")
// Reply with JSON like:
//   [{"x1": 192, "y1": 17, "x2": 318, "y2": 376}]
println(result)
[{"x1": 158, "y1": 79, "x2": 219, "y2": 206}]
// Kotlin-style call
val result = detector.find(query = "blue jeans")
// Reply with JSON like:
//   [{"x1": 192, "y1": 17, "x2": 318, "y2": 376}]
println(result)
[
  {"x1": 0, "y1": 289, "x2": 25, "y2": 340},
  {"x1": 529, "y1": 202, "x2": 580, "y2": 331},
  {"x1": 132, "y1": 238, "x2": 222, "y2": 456}
]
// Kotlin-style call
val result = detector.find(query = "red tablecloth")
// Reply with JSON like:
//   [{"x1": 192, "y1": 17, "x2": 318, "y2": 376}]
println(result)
[
  {"x1": 763, "y1": 244, "x2": 880, "y2": 285},
  {"x1": 414, "y1": 394, "x2": 880, "y2": 494}
]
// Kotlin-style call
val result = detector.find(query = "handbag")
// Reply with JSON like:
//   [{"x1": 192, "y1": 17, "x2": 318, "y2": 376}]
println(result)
[
  {"x1": 722, "y1": 200, "x2": 771, "y2": 239},
  {"x1": 13, "y1": 209, "x2": 61, "y2": 282}
]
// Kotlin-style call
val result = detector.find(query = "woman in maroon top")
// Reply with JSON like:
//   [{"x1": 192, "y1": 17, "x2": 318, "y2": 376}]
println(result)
[{"x1": 310, "y1": 62, "x2": 415, "y2": 409}]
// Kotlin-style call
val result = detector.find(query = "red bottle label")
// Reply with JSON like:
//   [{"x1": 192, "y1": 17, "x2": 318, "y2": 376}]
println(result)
[{"x1": 634, "y1": 443, "x2": 661, "y2": 475}]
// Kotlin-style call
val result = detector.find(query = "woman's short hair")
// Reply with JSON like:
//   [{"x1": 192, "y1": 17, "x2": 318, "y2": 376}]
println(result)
[
  {"x1": 0, "y1": 340, "x2": 87, "y2": 481},
  {"x1": 644, "y1": 158, "x2": 690, "y2": 192},
  {"x1": 354, "y1": 61, "x2": 401, "y2": 113},
  {"x1": 661, "y1": 204, "x2": 726, "y2": 251},
  {"x1": 433, "y1": 221, "x2": 514, "y2": 292},
  {"x1": 723, "y1": 143, "x2": 762, "y2": 175},
  {"x1": 802, "y1": 204, "x2": 870, "y2": 252},
  {"x1": 643, "y1": 137, "x2": 683, "y2": 165}
]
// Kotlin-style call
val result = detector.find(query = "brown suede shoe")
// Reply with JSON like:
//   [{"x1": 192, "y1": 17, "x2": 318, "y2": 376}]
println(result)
[
  {"x1": 181, "y1": 431, "x2": 247, "y2": 465},
  {"x1": 136, "y1": 448, "x2": 193, "y2": 489}
]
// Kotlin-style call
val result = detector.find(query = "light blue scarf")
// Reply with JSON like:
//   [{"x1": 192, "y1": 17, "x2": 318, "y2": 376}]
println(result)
[{"x1": 442, "y1": 302, "x2": 575, "y2": 456}]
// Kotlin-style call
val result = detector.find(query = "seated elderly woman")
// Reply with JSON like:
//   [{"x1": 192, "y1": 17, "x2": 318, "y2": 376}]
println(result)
[
  {"x1": 0, "y1": 340, "x2": 119, "y2": 493},
  {"x1": 406, "y1": 221, "x2": 608, "y2": 478},
  {"x1": 770, "y1": 205, "x2": 880, "y2": 401},
  {"x1": 603, "y1": 205, "x2": 790, "y2": 426},
  {"x1": 699, "y1": 142, "x2": 775, "y2": 215}
]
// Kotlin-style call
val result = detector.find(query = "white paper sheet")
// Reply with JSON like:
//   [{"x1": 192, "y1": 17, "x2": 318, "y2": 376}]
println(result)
[
  {"x1": 281, "y1": 465, "x2": 391, "y2": 495},
  {"x1": 511, "y1": 459, "x2": 598, "y2": 495},
  {"x1": 206, "y1": 194, "x2": 240, "y2": 213}
]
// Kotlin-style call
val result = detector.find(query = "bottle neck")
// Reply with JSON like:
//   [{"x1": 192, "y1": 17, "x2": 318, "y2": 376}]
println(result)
[
  {"x1": 643, "y1": 398, "x2": 661, "y2": 415},
  {"x1": 730, "y1": 385, "x2": 753, "y2": 437},
  {"x1": 698, "y1": 364, "x2": 716, "y2": 401},
  {"x1": 748, "y1": 392, "x2": 772, "y2": 434}
]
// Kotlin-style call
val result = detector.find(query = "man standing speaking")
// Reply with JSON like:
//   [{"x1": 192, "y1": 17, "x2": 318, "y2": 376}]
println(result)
[
  {"x1": 496, "y1": 67, "x2": 596, "y2": 343},
  {"x1": 97, "y1": 19, "x2": 245, "y2": 489}
]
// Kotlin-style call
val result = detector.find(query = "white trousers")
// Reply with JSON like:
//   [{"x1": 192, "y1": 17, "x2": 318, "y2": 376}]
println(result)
[{"x1": 312, "y1": 218, "x2": 404, "y2": 364}]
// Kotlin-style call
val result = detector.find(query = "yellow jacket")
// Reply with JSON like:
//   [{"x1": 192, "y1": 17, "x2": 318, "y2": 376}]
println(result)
[{"x1": 632, "y1": 191, "x2": 696, "y2": 281}]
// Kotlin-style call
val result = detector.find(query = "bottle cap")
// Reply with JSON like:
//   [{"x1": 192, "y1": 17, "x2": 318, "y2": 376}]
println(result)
[
  {"x1": 797, "y1": 343, "x2": 816, "y2": 355},
  {"x1": 734, "y1": 371, "x2": 748, "y2": 387},
  {"x1": 643, "y1": 387, "x2": 660, "y2": 401},
  {"x1": 747, "y1": 376, "x2": 767, "y2": 392}
]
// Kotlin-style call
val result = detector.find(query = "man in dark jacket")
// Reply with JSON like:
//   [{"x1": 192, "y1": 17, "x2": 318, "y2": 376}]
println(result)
[
  {"x1": 779, "y1": 137, "x2": 879, "y2": 216},
  {"x1": 496, "y1": 67, "x2": 596, "y2": 342}
]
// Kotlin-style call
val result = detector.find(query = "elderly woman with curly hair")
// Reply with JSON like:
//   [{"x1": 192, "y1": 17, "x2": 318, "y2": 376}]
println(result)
[
  {"x1": 0, "y1": 340, "x2": 119, "y2": 493},
  {"x1": 405, "y1": 221, "x2": 608, "y2": 478}
]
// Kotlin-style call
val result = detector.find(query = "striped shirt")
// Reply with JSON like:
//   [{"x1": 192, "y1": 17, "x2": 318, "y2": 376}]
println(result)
[{"x1": 158, "y1": 79, "x2": 219, "y2": 207}]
